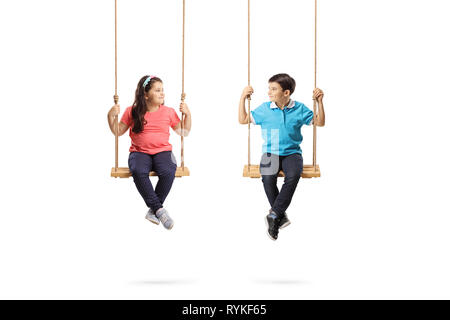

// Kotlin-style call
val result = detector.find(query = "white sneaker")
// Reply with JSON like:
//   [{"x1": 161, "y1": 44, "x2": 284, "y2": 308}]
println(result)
[
  {"x1": 145, "y1": 208, "x2": 160, "y2": 225},
  {"x1": 156, "y1": 208, "x2": 174, "y2": 230}
]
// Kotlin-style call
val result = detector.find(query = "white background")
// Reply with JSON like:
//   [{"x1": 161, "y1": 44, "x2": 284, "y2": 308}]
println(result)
[{"x1": 0, "y1": 0, "x2": 449, "y2": 299}]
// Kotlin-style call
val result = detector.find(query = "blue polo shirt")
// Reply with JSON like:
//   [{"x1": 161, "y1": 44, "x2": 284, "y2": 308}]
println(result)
[{"x1": 251, "y1": 100, "x2": 313, "y2": 156}]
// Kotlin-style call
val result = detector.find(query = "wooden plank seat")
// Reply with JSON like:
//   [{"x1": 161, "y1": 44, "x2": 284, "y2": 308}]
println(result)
[
  {"x1": 243, "y1": 164, "x2": 320, "y2": 179},
  {"x1": 111, "y1": 167, "x2": 190, "y2": 178}
]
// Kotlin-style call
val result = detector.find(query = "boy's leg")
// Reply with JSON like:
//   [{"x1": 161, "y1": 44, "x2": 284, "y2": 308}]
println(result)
[
  {"x1": 152, "y1": 151, "x2": 177, "y2": 205},
  {"x1": 271, "y1": 153, "x2": 303, "y2": 216},
  {"x1": 260, "y1": 153, "x2": 280, "y2": 207},
  {"x1": 128, "y1": 152, "x2": 163, "y2": 213}
]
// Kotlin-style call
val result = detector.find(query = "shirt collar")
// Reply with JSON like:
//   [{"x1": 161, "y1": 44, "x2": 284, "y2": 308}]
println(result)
[{"x1": 270, "y1": 99, "x2": 295, "y2": 109}]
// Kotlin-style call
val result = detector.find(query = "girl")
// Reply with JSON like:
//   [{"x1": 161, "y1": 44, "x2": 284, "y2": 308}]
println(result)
[{"x1": 107, "y1": 75, "x2": 192, "y2": 230}]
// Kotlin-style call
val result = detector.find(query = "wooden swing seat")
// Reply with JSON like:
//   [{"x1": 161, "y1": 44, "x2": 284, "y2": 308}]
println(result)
[
  {"x1": 111, "y1": 166, "x2": 190, "y2": 178},
  {"x1": 242, "y1": 164, "x2": 320, "y2": 179}
]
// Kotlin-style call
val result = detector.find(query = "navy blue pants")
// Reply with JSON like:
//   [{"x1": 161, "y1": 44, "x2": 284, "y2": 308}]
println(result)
[
  {"x1": 128, "y1": 151, "x2": 177, "y2": 213},
  {"x1": 260, "y1": 152, "x2": 303, "y2": 217}
]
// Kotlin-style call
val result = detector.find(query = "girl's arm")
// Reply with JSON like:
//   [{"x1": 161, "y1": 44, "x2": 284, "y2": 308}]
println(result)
[
  {"x1": 239, "y1": 86, "x2": 253, "y2": 124},
  {"x1": 107, "y1": 105, "x2": 129, "y2": 136},
  {"x1": 173, "y1": 102, "x2": 191, "y2": 137}
]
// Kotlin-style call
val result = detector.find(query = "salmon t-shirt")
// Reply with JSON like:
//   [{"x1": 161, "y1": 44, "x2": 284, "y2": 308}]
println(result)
[{"x1": 120, "y1": 105, "x2": 180, "y2": 155}]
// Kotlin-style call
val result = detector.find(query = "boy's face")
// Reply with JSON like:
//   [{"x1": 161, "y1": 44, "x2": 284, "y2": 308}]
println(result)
[{"x1": 268, "y1": 82, "x2": 290, "y2": 103}]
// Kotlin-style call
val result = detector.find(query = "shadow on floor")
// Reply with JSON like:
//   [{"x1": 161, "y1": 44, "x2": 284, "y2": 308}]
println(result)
[
  {"x1": 252, "y1": 279, "x2": 310, "y2": 285},
  {"x1": 130, "y1": 279, "x2": 196, "y2": 286}
]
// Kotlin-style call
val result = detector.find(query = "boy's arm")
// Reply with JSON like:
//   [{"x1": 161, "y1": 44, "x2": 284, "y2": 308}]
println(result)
[
  {"x1": 239, "y1": 86, "x2": 254, "y2": 124},
  {"x1": 313, "y1": 99, "x2": 325, "y2": 127},
  {"x1": 312, "y1": 88, "x2": 325, "y2": 127}
]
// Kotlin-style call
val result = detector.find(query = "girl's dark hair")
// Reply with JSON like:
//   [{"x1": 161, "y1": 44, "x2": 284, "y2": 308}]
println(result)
[
  {"x1": 131, "y1": 75, "x2": 163, "y2": 134},
  {"x1": 269, "y1": 73, "x2": 296, "y2": 95}
]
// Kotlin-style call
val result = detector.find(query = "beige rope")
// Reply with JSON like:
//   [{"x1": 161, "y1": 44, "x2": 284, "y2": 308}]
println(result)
[
  {"x1": 312, "y1": 0, "x2": 318, "y2": 169},
  {"x1": 245, "y1": 0, "x2": 319, "y2": 171},
  {"x1": 114, "y1": 0, "x2": 119, "y2": 172},
  {"x1": 247, "y1": 0, "x2": 251, "y2": 170},
  {"x1": 113, "y1": 1, "x2": 187, "y2": 172},
  {"x1": 180, "y1": 0, "x2": 186, "y2": 170}
]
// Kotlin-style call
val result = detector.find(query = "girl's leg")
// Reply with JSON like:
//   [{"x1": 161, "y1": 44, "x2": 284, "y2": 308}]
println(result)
[
  {"x1": 271, "y1": 153, "x2": 302, "y2": 216},
  {"x1": 128, "y1": 152, "x2": 163, "y2": 213},
  {"x1": 151, "y1": 151, "x2": 177, "y2": 205}
]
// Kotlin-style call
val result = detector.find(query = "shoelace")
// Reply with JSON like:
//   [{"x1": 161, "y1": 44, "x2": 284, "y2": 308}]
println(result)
[
  {"x1": 158, "y1": 212, "x2": 172, "y2": 226},
  {"x1": 268, "y1": 216, "x2": 280, "y2": 234}
]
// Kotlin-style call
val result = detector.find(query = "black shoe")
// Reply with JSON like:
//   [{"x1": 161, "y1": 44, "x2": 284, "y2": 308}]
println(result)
[
  {"x1": 265, "y1": 211, "x2": 280, "y2": 240},
  {"x1": 279, "y1": 213, "x2": 291, "y2": 229}
]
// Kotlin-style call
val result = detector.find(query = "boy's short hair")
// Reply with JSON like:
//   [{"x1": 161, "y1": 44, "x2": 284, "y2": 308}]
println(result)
[{"x1": 269, "y1": 73, "x2": 296, "y2": 95}]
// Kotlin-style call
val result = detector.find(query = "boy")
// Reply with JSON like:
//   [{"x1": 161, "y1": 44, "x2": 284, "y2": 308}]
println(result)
[{"x1": 238, "y1": 73, "x2": 325, "y2": 240}]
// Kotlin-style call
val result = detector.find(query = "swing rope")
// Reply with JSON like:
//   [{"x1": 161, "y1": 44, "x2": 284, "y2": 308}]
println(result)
[
  {"x1": 247, "y1": 0, "x2": 251, "y2": 171},
  {"x1": 243, "y1": 0, "x2": 320, "y2": 179},
  {"x1": 114, "y1": 0, "x2": 119, "y2": 173},
  {"x1": 181, "y1": 0, "x2": 186, "y2": 170},
  {"x1": 112, "y1": 0, "x2": 188, "y2": 177},
  {"x1": 313, "y1": 0, "x2": 318, "y2": 169}
]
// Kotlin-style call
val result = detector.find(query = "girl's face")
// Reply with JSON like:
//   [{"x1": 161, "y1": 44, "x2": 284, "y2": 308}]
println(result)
[
  {"x1": 145, "y1": 81, "x2": 165, "y2": 105},
  {"x1": 268, "y1": 82, "x2": 289, "y2": 103}
]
